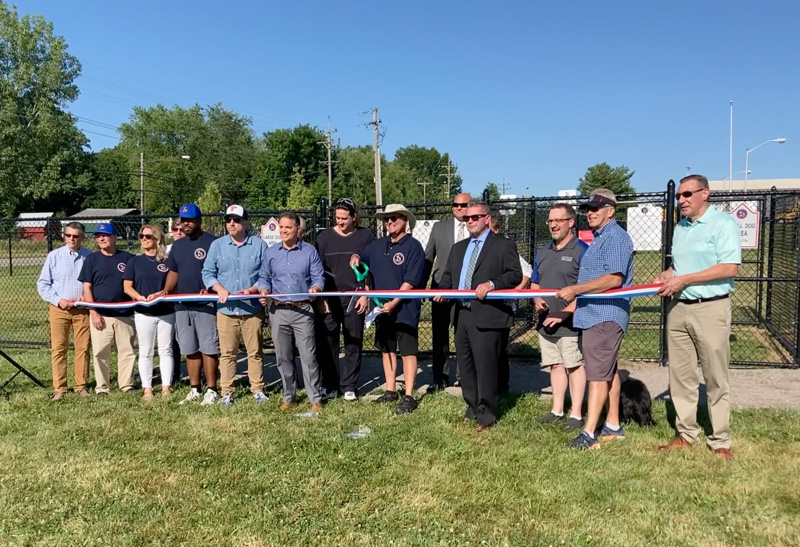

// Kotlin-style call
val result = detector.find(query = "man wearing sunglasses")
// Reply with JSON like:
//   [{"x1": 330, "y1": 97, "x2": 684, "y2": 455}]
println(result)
[
  {"x1": 165, "y1": 203, "x2": 221, "y2": 406},
  {"x1": 202, "y1": 205, "x2": 269, "y2": 408},
  {"x1": 37, "y1": 222, "x2": 92, "y2": 400},
  {"x1": 556, "y1": 189, "x2": 634, "y2": 450},
  {"x1": 350, "y1": 204, "x2": 426, "y2": 414},
  {"x1": 655, "y1": 175, "x2": 740, "y2": 460},
  {"x1": 314, "y1": 198, "x2": 373, "y2": 402},
  {"x1": 434, "y1": 201, "x2": 522, "y2": 431},
  {"x1": 424, "y1": 192, "x2": 472, "y2": 391},
  {"x1": 77, "y1": 223, "x2": 136, "y2": 396}
]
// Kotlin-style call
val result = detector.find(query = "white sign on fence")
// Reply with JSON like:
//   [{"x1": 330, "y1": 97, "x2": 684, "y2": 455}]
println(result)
[
  {"x1": 413, "y1": 219, "x2": 438, "y2": 251},
  {"x1": 727, "y1": 202, "x2": 760, "y2": 250},
  {"x1": 627, "y1": 204, "x2": 663, "y2": 251},
  {"x1": 259, "y1": 217, "x2": 281, "y2": 247}
]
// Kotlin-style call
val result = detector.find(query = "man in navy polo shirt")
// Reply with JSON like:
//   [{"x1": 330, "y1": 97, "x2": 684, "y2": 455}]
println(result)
[
  {"x1": 78, "y1": 223, "x2": 136, "y2": 396},
  {"x1": 556, "y1": 189, "x2": 634, "y2": 450},
  {"x1": 350, "y1": 204, "x2": 425, "y2": 415},
  {"x1": 165, "y1": 203, "x2": 221, "y2": 406}
]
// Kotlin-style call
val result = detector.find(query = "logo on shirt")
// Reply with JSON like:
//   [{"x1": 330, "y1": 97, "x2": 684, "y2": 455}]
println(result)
[
  {"x1": 117, "y1": 262, "x2": 126, "y2": 272},
  {"x1": 393, "y1": 253, "x2": 405, "y2": 265},
  {"x1": 194, "y1": 248, "x2": 206, "y2": 260},
  {"x1": 736, "y1": 209, "x2": 748, "y2": 219},
  {"x1": 561, "y1": 256, "x2": 573, "y2": 262},
  {"x1": 157, "y1": 263, "x2": 169, "y2": 273}
]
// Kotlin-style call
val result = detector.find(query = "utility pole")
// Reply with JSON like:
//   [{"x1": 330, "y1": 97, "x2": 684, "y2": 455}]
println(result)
[
  {"x1": 369, "y1": 107, "x2": 383, "y2": 208},
  {"x1": 140, "y1": 152, "x2": 145, "y2": 222},
  {"x1": 319, "y1": 116, "x2": 337, "y2": 204},
  {"x1": 439, "y1": 159, "x2": 455, "y2": 199},
  {"x1": 500, "y1": 178, "x2": 510, "y2": 195},
  {"x1": 417, "y1": 180, "x2": 433, "y2": 203}
]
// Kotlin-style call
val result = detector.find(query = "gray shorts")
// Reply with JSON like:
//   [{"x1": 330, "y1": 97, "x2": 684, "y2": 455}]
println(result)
[
  {"x1": 579, "y1": 322, "x2": 623, "y2": 382},
  {"x1": 175, "y1": 304, "x2": 220, "y2": 356}
]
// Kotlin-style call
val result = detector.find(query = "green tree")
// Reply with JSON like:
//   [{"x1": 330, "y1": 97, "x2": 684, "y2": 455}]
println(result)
[
  {"x1": 196, "y1": 180, "x2": 223, "y2": 235},
  {"x1": 483, "y1": 182, "x2": 501, "y2": 202},
  {"x1": 247, "y1": 124, "x2": 327, "y2": 209},
  {"x1": 84, "y1": 147, "x2": 138, "y2": 209},
  {"x1": 0, "y1": 2, "x2": 88, "y2": 215},
  {"x1": 286, "y1": 167, "x2": 315, "y2": 209},
  {"x1": 393, "y1": 145, "x2": 462, "y2": 203},
  {"x1": 578, "y1": 163, "x2": 636, "y2": 196},
  {"x1": 335, "y1": 146, "x2": 375, "y2": 205}
]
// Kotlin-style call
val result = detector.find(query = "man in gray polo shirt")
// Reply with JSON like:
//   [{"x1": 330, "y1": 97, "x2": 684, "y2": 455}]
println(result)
[{"x1": 531, "y1": 203, "x2": 588, "y2": 430}]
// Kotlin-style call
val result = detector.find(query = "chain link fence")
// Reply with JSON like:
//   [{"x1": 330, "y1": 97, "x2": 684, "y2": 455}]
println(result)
[{"x1": 2, "y1": 189, "x2": 799, "y2": 367}]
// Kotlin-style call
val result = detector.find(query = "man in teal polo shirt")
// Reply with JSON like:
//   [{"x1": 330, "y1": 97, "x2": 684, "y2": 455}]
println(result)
[{"x1": 655, "y1": 174, "x2": 741, "y2": 460}]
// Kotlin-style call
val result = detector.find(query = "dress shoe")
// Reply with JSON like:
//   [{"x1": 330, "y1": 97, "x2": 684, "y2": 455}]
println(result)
[
  {"x1": 50, "y1": 389, "x2": 66, "y2": 401},
  {"x1": 75, "y1": 387, "x2": 91, "y2": 398},
  {"x1": 310, "y1": 403, "x2": 323, "y2": 413},
  {"x1": 712, "y1": 447, "x2": 733, "y2": 461},
  {"x1": 658, "y1": 435, "x2": 692, "y2": 452},
  {"x1": 279, "y1": 401, "x2": 294, "y2": 411},
  {"x1": 476, "y1": 424, "x2": 491, "y2": 433}
]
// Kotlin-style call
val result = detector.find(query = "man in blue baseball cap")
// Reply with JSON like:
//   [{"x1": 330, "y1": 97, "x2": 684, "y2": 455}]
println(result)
[
  {"x1": 165, "y1": 203, "x2": 221, "y2": 406},
  {"x1": 78, "y1": 221, "x2": 136, "y2": 396}
]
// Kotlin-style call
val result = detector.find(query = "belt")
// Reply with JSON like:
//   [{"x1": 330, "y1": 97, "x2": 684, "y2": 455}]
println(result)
[
  {"x1": 676, "y1": 294, "x2": 729, "y2": 305},
  {"x1": 271, "y1": 300, "x2": 311, "y2": 308}
]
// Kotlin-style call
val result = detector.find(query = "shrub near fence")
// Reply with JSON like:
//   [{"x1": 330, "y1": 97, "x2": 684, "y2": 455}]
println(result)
[{"x1": 1, "y1": 188, "x2": 799, "y2": 368}]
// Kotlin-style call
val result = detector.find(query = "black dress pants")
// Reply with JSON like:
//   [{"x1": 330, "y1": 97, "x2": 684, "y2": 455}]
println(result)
[{"x1": 315, "y1": 296, "x2": 365, "y2": 393}]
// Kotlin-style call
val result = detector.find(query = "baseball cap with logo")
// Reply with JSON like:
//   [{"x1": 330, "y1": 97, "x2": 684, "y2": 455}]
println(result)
[
  {"x1": 578, "y1": 191, "x2": 617, "y2": 210},
  {"x1": 94, "y1": 223, "x2": 116, "y2": 236},
  {"x1": 178, "y1": 203, "x2": 202, "y2": 219},
  {"x1": 224, "y1": 204, "x2": 248, "y2": 221}
]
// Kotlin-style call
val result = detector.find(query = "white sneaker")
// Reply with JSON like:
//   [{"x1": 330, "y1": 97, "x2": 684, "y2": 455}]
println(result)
[
  {"x1": 200, "y1": 389, "x2": 220, "y2": 406},
  {"x1": 343, "y1": 391, "x2": 357, "y2": 402},
  {"x1": 179, "y1": 387, "x2": 202, "y2": 405}
]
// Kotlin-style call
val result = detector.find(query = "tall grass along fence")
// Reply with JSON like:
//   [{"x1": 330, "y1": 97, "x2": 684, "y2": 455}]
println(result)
[{"x1": 2, "y1": 187, "x2": 799, "y2": 368}]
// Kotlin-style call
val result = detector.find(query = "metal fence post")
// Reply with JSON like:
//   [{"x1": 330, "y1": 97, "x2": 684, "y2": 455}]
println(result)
[
  {"x1": 7, "y1": 232, "x2": 11, "y2": 277},
  {"x1": 765, "y1": 188, "x2": 777, "y2": 325},
  {"x1": 756, "y1": 196, "x2": 767, "y2": 322},
  {"x1": 319, "y1": 197, "x2": 328, "y2": 231},
  {"x1": 659, "y1": 180, "x2": 676, "y2": 366},
  {"x1": 795, "y1": 214, "x2": 800, "y2": 368}
]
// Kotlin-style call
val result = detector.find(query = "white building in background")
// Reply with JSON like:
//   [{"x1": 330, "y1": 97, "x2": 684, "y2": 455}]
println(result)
[{"x1": 708, "y1": 178, "x2": 800, "y2": 192}]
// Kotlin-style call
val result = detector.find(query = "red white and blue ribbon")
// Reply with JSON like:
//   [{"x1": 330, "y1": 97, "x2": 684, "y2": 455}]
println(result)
[{"x1": 73, "y1": 284, "x2": 663, "y2": 310}]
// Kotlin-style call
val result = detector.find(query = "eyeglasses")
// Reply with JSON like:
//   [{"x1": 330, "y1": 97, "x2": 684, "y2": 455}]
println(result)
[
  {"x1": 465, "y1": 214, "x2": 488, "y2": 222},
  {"x1": 586, "y1": 206, "x2": 609, "y2": 213},
  {"x1": 225, "y1": 217, "x2": 242, "y2": 224},
  {"x1": 452, "y1": 202, "x2": 469, "y2": 208},
  {"x1": 94, "y1": 234, "x2": 111, "y2": 238},
  {"x1": 383, "y1": 215, "x2": 405, "y2": 223},
  {"x1": 139, "y1": 234, "x2": 154, "y2": 240},
  {"x1": 63, "y1": 233, "x2": 82, "y2": 239},
  {"x1": 546, "y1": 218, "x2": 571, "y2": 225},
  {"x1": 676, "y1": 188, "x2": 705, "y2": 200}
]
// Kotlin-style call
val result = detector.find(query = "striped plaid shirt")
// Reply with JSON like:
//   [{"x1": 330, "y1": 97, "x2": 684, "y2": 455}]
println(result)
[
  {"x1": 37, "y1": 245, "x2": 91, "y2": 306},
  {"x1": 573, "y1": 220, "x2": 634, "y2": 332}
]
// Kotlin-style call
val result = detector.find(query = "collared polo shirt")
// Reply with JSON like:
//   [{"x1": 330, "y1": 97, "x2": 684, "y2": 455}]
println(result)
[
  {"x1": 258, "y1": 240, "x2": 325, "y2": 303},
  {"x1": 672, "y1": 205, "x2": 741, "y2": 300},
  {"x1": 531, "y1": 235, "x2": 588, "y2": 336},
  {"x1": 37, "y1": 245, "x2": 91, "y2": 306},
  {"x1": 573, "y1": 220, "x2": 634, "y2": 332},
  {"x1": 202, "y1": 234, "x2": 268, "y2": 316},
  {"x1": 358, "y1": 233, "x2": 425, "y2": 327}
]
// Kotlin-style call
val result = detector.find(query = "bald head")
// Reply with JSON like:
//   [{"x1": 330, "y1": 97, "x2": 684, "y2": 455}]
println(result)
[{"x1": 453, "y1": 192, "x2": 472, "y2": 221}]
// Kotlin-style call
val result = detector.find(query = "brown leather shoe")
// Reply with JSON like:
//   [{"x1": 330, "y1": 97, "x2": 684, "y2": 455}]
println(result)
[
  {"x1": 713, "y1": 447, "x2": 733, "y2": 460},
  {"x1": 279, "y1": 402, "x2": 294, "y2": 411},
  {"x1": 310, "y1": 403, "x2": 322, "y2": 413},
  {"x1": 75, "y1": 387, "x2": 91, "y2": 398},
  {"x1": 50, "y1": 389, "x2": 66, "y2": 401},
  {"x1": 476, "y1": 424, "x2": 491, "y2": 433},
  {"x1": 658, "y1": 435, "x2": 692, "y2": 452}
]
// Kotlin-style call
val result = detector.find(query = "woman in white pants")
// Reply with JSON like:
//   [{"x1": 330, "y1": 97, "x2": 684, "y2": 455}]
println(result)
[{"x1": 123, "y1": 225, "x2": 175, "y2": 401}]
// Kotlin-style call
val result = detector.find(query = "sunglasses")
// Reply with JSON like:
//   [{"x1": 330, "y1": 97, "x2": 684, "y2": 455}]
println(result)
[
  {"x1": 676, "y1": 188, "x2": 704, "y2": 200},
  {"x1": 335, "y1": 198, "x2": 356, "y2": 209},
  {"x1": 139, "y1": 234, "x2": 155, "y2": 240},
  {"x1": 63, "y1": 234, "x2": 82, "y2": 239},
  {"x1": 452, "y1": 202, "x2": 469, "y2": 208},
  {"x1": 465, "y1": 214, "x2": 488, "y2": 222},
  {"x1": 383, "y1": 215, "x2": 405, "y2": 223},
  {"x1": 586, "y1": 206, "x2": 609, "y2": 213},
  {"x1": 225, "y1": 217, "x2": 242, "y2": 224}
]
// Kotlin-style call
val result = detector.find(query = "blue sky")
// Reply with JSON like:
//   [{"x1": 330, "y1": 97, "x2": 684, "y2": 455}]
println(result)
[{"x1": 25, "y1": 0, "x2": 800, "y2": 197}]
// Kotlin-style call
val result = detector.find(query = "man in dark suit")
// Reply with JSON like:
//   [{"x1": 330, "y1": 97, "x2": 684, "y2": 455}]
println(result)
[
  {"x1": 434, "y1": 201, "x2": 522, "y2": 431},
  {"x1": 425, "y1": 192, "x2": 472, "y2": 390}
]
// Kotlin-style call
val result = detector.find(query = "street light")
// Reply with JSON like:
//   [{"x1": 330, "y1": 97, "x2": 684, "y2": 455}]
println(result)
[
  {"x1": 744, "y1": 138, "x2": 786, "y2": 191},
  {"x1": 140, "y1": 153, "x2": 191, "y2": 216},
  {"x1": 722, "y1": 170, "x2": 751, "y2": 192}
]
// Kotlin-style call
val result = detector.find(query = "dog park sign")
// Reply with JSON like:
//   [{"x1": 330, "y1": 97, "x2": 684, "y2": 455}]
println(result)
[{"x1": 727, "y1": 202, "x2": 760, "y2": 250}]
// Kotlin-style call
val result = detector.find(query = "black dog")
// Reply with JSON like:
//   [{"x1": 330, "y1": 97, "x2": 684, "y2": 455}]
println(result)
[{"x1": 619, "y1": 378, "x2": 655, "y2": 426}]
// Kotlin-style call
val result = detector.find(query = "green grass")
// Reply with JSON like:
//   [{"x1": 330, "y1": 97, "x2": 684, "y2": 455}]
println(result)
[{"x1": 1, "y1": 349, "x2": 799, "y2": 545}]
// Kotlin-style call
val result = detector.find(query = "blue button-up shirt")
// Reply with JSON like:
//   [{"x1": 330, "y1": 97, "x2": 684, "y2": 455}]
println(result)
[
  {"x1": 37, "y1": 245, "x2": 91, "y2": 306},
  {"x1": 258, "y1": 241, "x2": 325, "y2": 302},
  {"x1": 202, "y1": 234, "x2": 268, "y2": 316},
  {"x1": 458, "y1": 228, "x2": 490, "y2": 289},
  {"x1": 573, "y1": 220, "x2": 634, "y2": 332}
]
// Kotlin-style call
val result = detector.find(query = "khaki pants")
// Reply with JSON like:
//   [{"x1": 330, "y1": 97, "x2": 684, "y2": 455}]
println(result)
[
  {"x1": 90, "y1": 315, "x2": 136, "y2": 394},
  {"x1": 218, "y1": 311, "x2": 264, "y2": 395},
  {"x1": 48, "y1": 305, "x2": 91, "y2": 391},
  {"x1": 667, "y1": 298, "x2": 732, "y2": 450}
]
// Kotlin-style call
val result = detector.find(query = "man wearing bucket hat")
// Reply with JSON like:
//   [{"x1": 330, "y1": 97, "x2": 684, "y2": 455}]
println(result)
[{"x1": 349, "y1": 204, "x2": 426, "y2": 414}]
